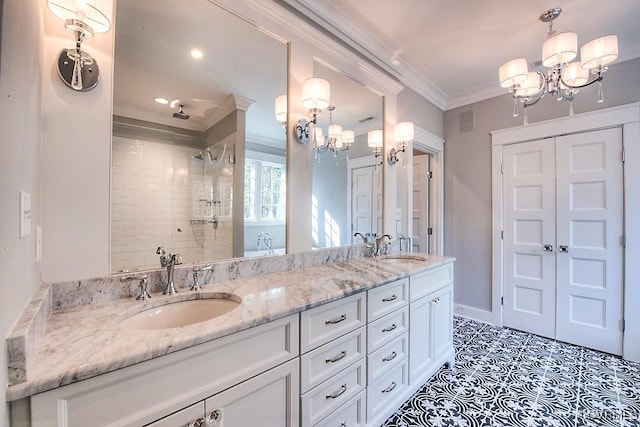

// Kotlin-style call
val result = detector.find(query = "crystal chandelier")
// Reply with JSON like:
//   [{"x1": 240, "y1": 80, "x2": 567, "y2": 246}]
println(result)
[{"x1": 498, "y1": 8, "x2": 618, "y2": 124}]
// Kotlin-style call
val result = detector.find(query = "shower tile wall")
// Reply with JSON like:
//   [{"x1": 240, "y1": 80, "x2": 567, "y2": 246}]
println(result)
[{"x1": 111, "y1": 136, "x2": 233, "y2": 273}]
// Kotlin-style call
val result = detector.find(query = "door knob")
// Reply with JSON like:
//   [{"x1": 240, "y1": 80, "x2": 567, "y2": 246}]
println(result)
[
  {"x1": 559, "y1": 245, "x2": 569, "y2": 253},
  {"x1": 543, "y1": 244, "x2": 554, "y2": 252}
]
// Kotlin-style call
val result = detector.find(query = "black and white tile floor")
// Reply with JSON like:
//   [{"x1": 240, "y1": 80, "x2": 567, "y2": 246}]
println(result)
[{"x1": 381, "y1": 316, "x2": 640, "y2": 427}]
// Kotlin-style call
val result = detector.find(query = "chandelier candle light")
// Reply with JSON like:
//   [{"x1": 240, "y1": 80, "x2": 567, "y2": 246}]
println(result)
[{"x1": 498, "y1": 8, "x2": 618, "y2": 125}]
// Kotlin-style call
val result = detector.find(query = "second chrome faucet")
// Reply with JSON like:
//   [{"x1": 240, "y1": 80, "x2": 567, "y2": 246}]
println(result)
[{"x1": 156, "y1": 246, "x2": 182, "y2": 295}]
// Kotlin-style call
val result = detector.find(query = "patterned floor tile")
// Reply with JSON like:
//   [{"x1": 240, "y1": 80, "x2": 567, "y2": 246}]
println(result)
[{"x1": 381, "y1": 317, "x2": 640, "y2": 427}]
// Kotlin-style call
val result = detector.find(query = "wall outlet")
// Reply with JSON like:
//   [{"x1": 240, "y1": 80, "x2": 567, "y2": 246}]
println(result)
[{"x1": 19, "y1": 190, "x2": 32, "y2": 239}]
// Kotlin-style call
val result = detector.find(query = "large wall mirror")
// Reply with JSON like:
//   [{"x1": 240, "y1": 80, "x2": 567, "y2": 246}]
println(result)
[
  {"x1": 311, "y1": 60, "x2": 384, "y2": 248},
  {"x1": 111, "y1": 0, "x2": 287, "y2": 273}
]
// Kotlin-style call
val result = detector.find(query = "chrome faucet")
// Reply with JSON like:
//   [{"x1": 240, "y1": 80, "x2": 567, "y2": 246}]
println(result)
[
  {"x1": 397, "y1": 234, "x2": 412, "y2": 253},
  {"x1": 156, "y1": 246, "x2": 182, "y2": 295},
  {"x1": 120, "y1": 273, "x2": 150, "y2": 300},
  {"x1": 375, "y1": 234, "x2": 392, "y2": 257},
  {"x1": 191, "y1": 264, "x2": 213, "y2": 291},
  {"x1": 354, "y1": 232, "x2": 375, "y2": 257}
]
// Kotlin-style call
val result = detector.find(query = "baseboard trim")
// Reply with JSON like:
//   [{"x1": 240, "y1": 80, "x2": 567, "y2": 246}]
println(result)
[{"x1": 454, "y1": 304, "x2": 493, "y2": 324}]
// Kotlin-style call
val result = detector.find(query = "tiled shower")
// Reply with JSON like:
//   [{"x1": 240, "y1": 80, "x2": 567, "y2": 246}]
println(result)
[{"x1": 111, "y1": 128, "x2": 234, "y2": 272}]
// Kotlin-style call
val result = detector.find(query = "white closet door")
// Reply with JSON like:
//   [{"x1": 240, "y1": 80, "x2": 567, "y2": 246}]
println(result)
[
  {"x1": 503, "y1": 139, "x2": 557, "y2": 339},
  {"x1": 352, "y1": 166, "x2": 373, "y2": 239},
  {"x1": 555, "y1": 128, "x2": 624, "y2": 355}
]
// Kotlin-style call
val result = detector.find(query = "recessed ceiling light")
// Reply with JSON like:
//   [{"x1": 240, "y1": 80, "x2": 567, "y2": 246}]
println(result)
[
  {"x1": 190, "y1": 49, "x2": 203, "y2": 59},
  {"x1": 154, "y1": 97, "x2": 169, "y2": 104}
]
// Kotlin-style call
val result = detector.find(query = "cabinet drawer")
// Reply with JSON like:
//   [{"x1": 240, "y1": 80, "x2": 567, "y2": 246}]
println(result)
[
  {"x1": 313, "y1": 389, "x2": 366, "y2": 427},
  {"x1": 145, "y1": 401, "x2": 203, "y2": 427},
  {"x1": 367, "y1": 332, "x2": 408, "y2": 384},
  {"x1": 367, "y1": 278, "x2": 408, "y2": 322},
  {"x1": 301, "y1": 293, "x2": 366, "y2": 353},
  {"x1": 410, "y1": 264, "x2": 453, "y2": 302},
  {"x1": 301, "y1": 326, "x2": 366, "y2": 393},
  {"x1": 366, "y1": 359, "x2": 409, "y2": 423},
  {"x1": 367, "y1": 306, "x2": 409, "y2": 353},
  {"x1": 301, "y1": 358, "x2": 366, "y2": 426}
]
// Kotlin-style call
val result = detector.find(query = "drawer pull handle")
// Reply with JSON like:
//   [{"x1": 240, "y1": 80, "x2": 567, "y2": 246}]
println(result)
[
  {"x1": 326, "y1": 383, "x2": 347, "y2": 399},
  {"x1": 382, "y1": 294, "x2": 397, "y2": 302},
  {"x1": 183, "y1": 418, "x2": 203, "y2": 427},
  {"x1": 382, "y1": 381, "x2": 397, "y2": 394},
  {"x1": 325, "y1": 314, "x2": 347, "y2": 325},
  {"x1": 206, "y1": 410, "x2": 221, "y2": 424},
  {"x1": 382, "y1": 323, "x2": 397, "y2": 333},
  {"x1": 340, "y1": 422, "x2": 347, "y2": 427},
  {"x1": 326, "y1": 350, "x2": 347, "y2": 363},
  {"x1": 382, "y1": 351, "x2": 397, "y2": 362}
]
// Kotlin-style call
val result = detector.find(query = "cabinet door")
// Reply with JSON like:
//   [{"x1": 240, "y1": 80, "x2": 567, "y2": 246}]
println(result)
[
  {"x1": 431, "y1": 284, "x2": 454, "y2": 364},
  {"x1": 145, "y1": 402, "x2": 204, "y2": 427},
  {"x1": 408, "y1": 295, "x2": 432, "y2": 385},
  {"x1": 204, "y1": 358, "x2": 299, "y2": 427}
]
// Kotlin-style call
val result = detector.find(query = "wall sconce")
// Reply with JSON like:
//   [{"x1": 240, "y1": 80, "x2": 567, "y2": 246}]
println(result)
[
  {"x1": 294, "y1": 78, "x2": 330, "y2": 144},
  {"x1": 47, "y1": 0, "x2": 111, "y2": 91},
  {"x1": 274, "y1": 94, "x2": 287, "y2": 129},
  {"x1": 387, "y1": 122, "x2": 414, "y2": 165},
  {"x1": 367, "y1": 129, "x2": 383, "y2": 158}
]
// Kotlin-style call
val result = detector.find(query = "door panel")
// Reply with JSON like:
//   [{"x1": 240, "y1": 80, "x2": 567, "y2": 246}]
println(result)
[
  {"x1": 503, "y1": 138, "x2": 557, "y2": 339},
  {"x1": 352, "y1": 167, "x2": 373, "y2": 240},
  {"x1": 555, "y1": 128, "x2": 623, "y2": 355},
  {"x1": 412, "y1": 154, "x2": 430, "y2": 253}
]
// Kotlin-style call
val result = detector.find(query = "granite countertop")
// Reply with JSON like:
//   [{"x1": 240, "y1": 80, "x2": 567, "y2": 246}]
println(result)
[{"x1": 6, "y1": 254, "x2": 454, "y2": 401}]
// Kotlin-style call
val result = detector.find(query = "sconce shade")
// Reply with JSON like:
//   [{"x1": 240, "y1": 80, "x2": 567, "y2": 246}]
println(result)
[
  {"x1": 515, "y1": 72, "x2": 542, "y2": 97},
  {"x1": 394, "y1": 122, "x2": 414, "y2": 142},
  {"x1": 301, "y1": 78, "x2": 330, "y2": 110},
  {"x1": 581, "y1": 35, "x2": 618, "y2": 69},
  {"x1": 342, "y1": 130, "x2": 355, "y2": 145},
  {"x1": 499, "y1": 58, "x2": 529, "y2": 88},
  {"x1": 274, "y1": 95, "x2": 287, "y2": 123},
  {"x1": 47, "y1": 0, "x2": 111, "y2": 33},
  {"x1": 542, "y1": 32, "x2": 577, "y2": 67},
  {"x1": 562, "y1": 62, "x2": 589, "y2": 87},
  {"x1": 367, "y1": 130, "x2": 383, "y2": 148}
]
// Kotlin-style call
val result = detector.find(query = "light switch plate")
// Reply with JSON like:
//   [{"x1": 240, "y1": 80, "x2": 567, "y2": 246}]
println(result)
[{"x1": 19, "y1": 190, "x2": 32, "y2": 239}]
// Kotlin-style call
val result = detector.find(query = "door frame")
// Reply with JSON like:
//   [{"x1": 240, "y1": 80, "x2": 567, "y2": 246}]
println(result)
[
  {"x1": 406, "y1": 127, "x2": 445, "y2": 255},
  {"x1": 490, "y1": 102, "x2": 640, "y2": 362}
]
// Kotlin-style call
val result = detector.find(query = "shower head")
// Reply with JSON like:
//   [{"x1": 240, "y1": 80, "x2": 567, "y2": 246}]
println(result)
[
  {"x1": 172, "y1": 105, "x2": 190, "y2": 120},
  {"x1": 193, "y1": 149, "x2": 215, "y2": 162}
]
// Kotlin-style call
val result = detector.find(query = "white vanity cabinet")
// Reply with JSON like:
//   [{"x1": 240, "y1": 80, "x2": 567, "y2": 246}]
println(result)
[
  {"x1": 408, "y1": 264, "x2": 455, "y2": 387},
  {"x1": 300, "y1": 293, "x2": 367, "y2": 427},
  {"x1": 365, "y1": 278, "x2": 410, "y2": 427},
  {"x1": 30, "y1": 314, "x2": 300, "y2": 427}
]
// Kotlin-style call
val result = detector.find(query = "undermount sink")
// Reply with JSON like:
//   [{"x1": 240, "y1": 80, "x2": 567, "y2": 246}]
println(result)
[
  {"x1": 118, "y1": 295, "x2": 241, "y2": 330},
  {"x1": 378, "y1": 255, "x2": 428, "y2": 264}
]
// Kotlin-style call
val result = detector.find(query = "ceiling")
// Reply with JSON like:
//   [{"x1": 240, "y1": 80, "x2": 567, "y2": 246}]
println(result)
[{"x1": 285, "y1": 0, "x2": 640, "y2": 110}]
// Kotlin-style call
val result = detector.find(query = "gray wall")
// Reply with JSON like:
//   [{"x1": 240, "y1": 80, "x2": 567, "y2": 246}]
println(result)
[
  {"x1": 443, "y1": 57, "x2": 640, "y2": 312},
  {"x1": 0, "y1": 1, "x2": 44, "y2": 423},
  {"x1": 398, "y1": 86, "x2": 444, "y2": 138}
]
